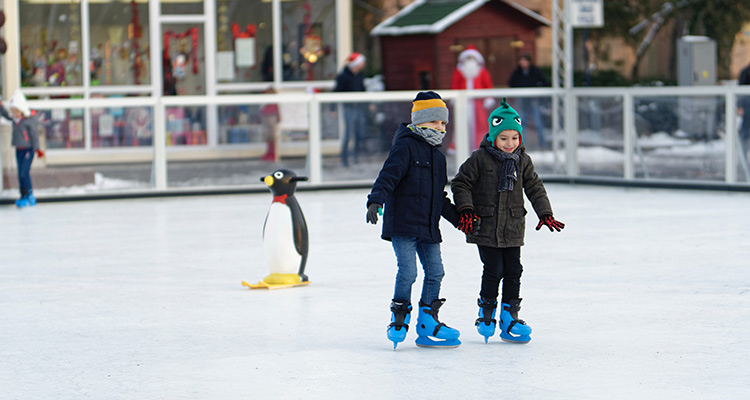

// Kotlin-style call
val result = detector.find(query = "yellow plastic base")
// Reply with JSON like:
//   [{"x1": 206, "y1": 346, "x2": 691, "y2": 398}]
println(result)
[{"x1": 242, "y1": 274, "x2": 310, "y2": 290}]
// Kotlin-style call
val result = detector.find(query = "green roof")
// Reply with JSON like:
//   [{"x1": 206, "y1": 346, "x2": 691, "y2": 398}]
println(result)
[{"x1": 390, "y1": 1, "x2": 471, "y2": 27}]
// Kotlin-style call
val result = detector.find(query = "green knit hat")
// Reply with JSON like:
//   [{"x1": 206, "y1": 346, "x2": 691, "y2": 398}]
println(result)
[{"x1": 487, "y1": 98, "x2": 523, "y2": 144}]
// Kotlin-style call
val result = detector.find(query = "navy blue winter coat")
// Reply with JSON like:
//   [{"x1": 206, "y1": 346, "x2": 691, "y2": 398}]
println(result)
[{"x1": 367, "y1": 124, "x2": 459, "y2": 243}]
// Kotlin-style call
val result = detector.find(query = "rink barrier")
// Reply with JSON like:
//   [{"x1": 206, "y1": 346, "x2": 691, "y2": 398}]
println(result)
[{"x1": 2, "y1": 86, "x2": 750, "y2": 202}]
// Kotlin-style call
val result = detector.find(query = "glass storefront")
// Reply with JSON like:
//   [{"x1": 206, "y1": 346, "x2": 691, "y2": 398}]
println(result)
[
  {"x1": 19, "y1": 0, "x2": 84, "y2": 88},
  {"x1": 161, "y1": 1, "x2": 204, "y2": 15},
  {"x1": 162, "y1": 24, "x2": 206, "y2": 95},
  {"x1": 215, "y1": 0, "x2": 273, "y2": 84},
  {"x1": 91, "y1": 105, "x2": 153, "y2": 147},
  {"x1": 89, "y1": 1, "x2": 151, "y2": 86},
  {"x1": 36, "y1": 107, "x2": 86, "y2": 149},
  {"x1": 281, "y1": 0, "x2": 337, "y2": 82}
]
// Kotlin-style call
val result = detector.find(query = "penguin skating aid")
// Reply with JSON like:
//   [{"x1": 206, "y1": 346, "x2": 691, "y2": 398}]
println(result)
[{"x1": 242, "y1": 169, "x2": 310, "y2": 290}]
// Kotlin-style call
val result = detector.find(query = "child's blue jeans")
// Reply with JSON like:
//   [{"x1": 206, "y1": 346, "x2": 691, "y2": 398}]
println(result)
[
  {"x1": 16, "y1": 148, "x2": 34, "y2": 197},
  {"x1": 391, "y1": 236, "x2": 445, "y2": 305}
]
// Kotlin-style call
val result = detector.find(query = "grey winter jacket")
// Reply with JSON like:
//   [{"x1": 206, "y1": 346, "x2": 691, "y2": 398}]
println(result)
[
  {"x1": 0, "y1": 106, "x2": 40, "y2": 150},
  {"x1": 451, "y1": 137, "x2": 552, "y2": 248}
]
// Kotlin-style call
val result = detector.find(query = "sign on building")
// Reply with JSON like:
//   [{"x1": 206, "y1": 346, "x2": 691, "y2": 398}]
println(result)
[{"x1": 570, "y1": 0, "x2": 604, "y2": 28}]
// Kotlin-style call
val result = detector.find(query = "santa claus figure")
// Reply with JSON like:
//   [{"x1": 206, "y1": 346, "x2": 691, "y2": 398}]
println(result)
[{"x1": 451, "y1": 45, "x2": 494, "y2": 149}]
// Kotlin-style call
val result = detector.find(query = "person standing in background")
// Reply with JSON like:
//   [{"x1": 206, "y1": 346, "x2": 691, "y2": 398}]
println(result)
[
  {"x1": 0, "y1": 90, "x2": 44, "y2": 208},
  {"x1": 738, "y1": 61, "x2": 750, "y2": 152},
  {"x1": 508, "y1": 54, "x2": 550, "y2": 148},
  {"x1": 451, "y1": 45, "x2": 494, "y2": 149},
  {"x1": 334, "y1": 52, "x2": 367, "y2": 167}
]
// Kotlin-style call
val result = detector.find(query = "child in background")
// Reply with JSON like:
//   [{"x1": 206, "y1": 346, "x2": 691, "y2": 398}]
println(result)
[
  {"x1": 366, "y1": 91, "x2": 462, "y2": 349},
  {"x1": 0, "y1": 90, "x2": 43, "y2": 208},
  {"x1": 451, "y1": 98, "x2": 564, "y2": 344}
]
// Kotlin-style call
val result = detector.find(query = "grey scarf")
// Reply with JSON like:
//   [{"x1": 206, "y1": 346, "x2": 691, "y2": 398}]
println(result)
[
  {"x1": 485, "y1": 146, "x2": 520, "y2": 192},
  {"x1": 408, "y1": 124, "x2": 445, "y2": 146}
]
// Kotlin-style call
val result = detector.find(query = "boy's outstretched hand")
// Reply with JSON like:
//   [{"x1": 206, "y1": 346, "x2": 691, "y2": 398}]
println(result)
[
  {"x1": 536, "y1": 215, "x2": 565, "y2": 232},
  {"x1": 458, "y1": 210, "x2": 480, "y2": 235},
  {"x1": 366, "y1": 203, "x2": 382, "y2": 224}
]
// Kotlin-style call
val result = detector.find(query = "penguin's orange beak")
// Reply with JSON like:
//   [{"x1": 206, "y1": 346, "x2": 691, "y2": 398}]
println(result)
[{"x1": 263, "y1": 176, "x2": 274, "y2": 186}]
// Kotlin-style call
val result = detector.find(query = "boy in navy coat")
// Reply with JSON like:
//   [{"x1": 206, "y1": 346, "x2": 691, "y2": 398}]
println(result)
[{"x1": 366, "y1": 91, "x2": 462, "y2": 349}]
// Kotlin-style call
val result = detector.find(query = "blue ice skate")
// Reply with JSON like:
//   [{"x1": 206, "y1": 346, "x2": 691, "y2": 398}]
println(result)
[
  {"x1": 415, "y1": 299, "x2": 461, "y2": 348},
  {"x1": 475, "y1": 297, "x2": 497, "y2": 343},
  {"x1": 26, "y1": 191, "x2": 37, "y2": 206},
  {"x1": 387, "y1": 300, "x2": 412, "y2": 350},
  {"x1": 499, "y1": 299, "x2": 532, "y2": 344},
  {"x1": 15, "y1": 196, "x2": 29, "y2": 208}
]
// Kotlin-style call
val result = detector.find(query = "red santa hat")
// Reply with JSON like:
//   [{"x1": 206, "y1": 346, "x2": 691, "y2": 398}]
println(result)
[
  {"x1": 458, "y1": 45, "x2": 485, "y2": 66},
  {"x1": 347, "y1": 52, "x2": 366, "y2": 69}
]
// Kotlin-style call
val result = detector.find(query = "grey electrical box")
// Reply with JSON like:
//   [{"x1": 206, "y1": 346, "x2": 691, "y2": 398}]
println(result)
[
  {"x1": 677, "y1": 36, "x2": 716, "y2": 86},
  {"x1": 676, "y1": 36, "x2": 718, "y2": 138}
]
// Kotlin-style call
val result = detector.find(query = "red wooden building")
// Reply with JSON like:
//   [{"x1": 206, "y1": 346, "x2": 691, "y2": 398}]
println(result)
[{"x1": 371, "y1": 0, "x2": 550, "y2": 90}]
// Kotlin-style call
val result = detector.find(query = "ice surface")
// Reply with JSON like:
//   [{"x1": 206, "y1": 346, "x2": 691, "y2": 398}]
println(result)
[{"x1": 1, "y1": 185, "x2": 749, "y2": 399}]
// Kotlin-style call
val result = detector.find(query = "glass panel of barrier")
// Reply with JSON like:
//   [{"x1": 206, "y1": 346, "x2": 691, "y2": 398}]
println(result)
[
  {"x1": 92, "y1": 106, "x2": 153, "y2": 148},
  {"x1": 6, "y1": 107, "x2": 154, "y2": 198},
  {"x1": 737, "y1": 95, "x2": 750, "y2": 183},
  {"x1": 166, "y1": 102, "x2": 309, "y2": 188},
  {"x1": 501, "y1": 96, "x2": 561, "y2": 175},
  {"x1": 577, "y1": 96, "x2": 624, "y2": 178},
  {"x1": 319, "y1": 100, "x2": 458, "y2": 183},
  {"x1": 634, "y1": 96, "x2": 725, "y2": 181}
]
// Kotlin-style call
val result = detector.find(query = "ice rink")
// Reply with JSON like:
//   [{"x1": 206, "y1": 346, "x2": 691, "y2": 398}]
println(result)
[{"x1": 1, "y1": 184, "x2": 749, "y2": 399}]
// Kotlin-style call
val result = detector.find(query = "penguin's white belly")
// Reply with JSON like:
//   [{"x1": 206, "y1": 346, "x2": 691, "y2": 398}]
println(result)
[{"x1": 263, "y1": 203, "x2": 302, "y2": 275}]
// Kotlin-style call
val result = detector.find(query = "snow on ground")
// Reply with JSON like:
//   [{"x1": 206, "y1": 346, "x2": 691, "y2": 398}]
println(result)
[{"x1": 1, "y1": 185, "x2": 748, "y2": 399}]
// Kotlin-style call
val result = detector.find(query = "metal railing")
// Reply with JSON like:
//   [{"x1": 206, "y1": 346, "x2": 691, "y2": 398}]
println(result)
[{"x1": 2, "y1": 85, "x2": 750, "y2": 200}]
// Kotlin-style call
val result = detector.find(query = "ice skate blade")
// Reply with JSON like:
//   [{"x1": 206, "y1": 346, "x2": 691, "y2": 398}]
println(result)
[
  {"x1": 415, "y1": 336, "x2": 461, "y2": 348},
  {"x1": 500, "y1": 333, "x2": 531, "y2": 344}
]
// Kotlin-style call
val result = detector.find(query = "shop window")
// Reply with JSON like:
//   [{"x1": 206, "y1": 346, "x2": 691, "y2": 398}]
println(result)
[
  {"x1": 36, "y1": 108, "x2": 86, "y2": 149},
  {"x1": 19, "y1": 1, "x2": 84, "y2": 88},
  {"x1": 161, "y1": 1, "x2": 204, "y2": 15},
  {"x1": 162, "y1": 24, "x2": 205, "y2": 95},
  {"x1": 281, "y1": 0, "x2": 337, "y2": 82},
  {"x1": 89, "y1": 1, "x2": 150, "y2": 86},
  {"x1": 92, "y1": 104, "x2": 153, "y2": 148},
  {"x1": 215, "y1": 0, "x2": 273, "y2": 83}
]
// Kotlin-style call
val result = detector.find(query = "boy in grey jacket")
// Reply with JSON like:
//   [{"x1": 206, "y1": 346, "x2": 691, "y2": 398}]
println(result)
[
  {"x1": 0, "y1": 91, "x2": 43, "y2": 207},
  {"x1": 451, "y1": 99, "x2": 564, "y2": 343}
]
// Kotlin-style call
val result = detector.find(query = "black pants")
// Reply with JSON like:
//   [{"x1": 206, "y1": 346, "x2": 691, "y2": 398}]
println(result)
[{"x1": 477, "y1": 245, "x2": 523, "y2": 303}]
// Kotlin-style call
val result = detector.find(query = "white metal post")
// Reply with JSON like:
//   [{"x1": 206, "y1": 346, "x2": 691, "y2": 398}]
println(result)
[
  {"x1": 153, "y1": 98, "x2": 167, "y2": 190},
  {"x1": 623, "y1": 92, "x2": 635, "y2": 180},
  {"x1": 272, "y1": 0, "x2": 282, "y2": 90},
  {"x1": 307, "y1": 95, "x2": 323, "y2": 185},
  {"x1": 204, "y1": 0, "x2": 218, "y2": 147},
  {"x1": 725, "y1": 88, "x2": 737, "y2": 183},
  {"x1": 563, "y1": 0, "x2": 577, "y2": 176},
  {"x1": 149, "y1": 0, "x2": 161, "y2": 98},
  {"x1": 454, "y1": 91, "x2": 470, "y2": 167}
]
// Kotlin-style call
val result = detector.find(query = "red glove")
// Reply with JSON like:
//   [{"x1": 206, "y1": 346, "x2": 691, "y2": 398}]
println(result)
[
  {"x1": 36, "y1": 149, "x2": 45, "y2": 158},
  {"x1": 458, "y1": 210, "x2": 480, "y2": 235},
  {"x1": 536, "y1": 215, "x2": 565, "y2": 232}
]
